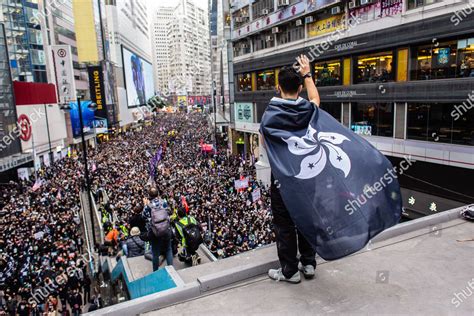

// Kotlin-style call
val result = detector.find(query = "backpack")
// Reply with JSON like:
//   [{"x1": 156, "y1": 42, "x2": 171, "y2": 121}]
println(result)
[
  {"x1": 150, "y1": 202, "x2": 170, "y2": 237},
  {"x1": 181, "y1": 221, "x2": 203, "y2": 252}
]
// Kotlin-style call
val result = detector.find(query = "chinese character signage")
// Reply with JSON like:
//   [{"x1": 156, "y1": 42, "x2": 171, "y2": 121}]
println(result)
[
  {"x1": 308, "y1": 15, "x2": 345, "y2": 38},
  {"x1": 233, "y1": 1, "x2": 305, "y2": 39},
  {"x1": 51, "y1": 45, "x2": 76, "y2": 104},
  {"x1": 234, "y1": 103, "x2": 254, "y2": 123},
  {"x1": 380, "y1": 0, "x2": 403, "y2": 17}
]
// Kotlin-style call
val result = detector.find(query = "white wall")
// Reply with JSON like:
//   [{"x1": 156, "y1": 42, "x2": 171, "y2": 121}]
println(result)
[{"x1": 16, "y1": 104, "x2": 68, "y2": 156}]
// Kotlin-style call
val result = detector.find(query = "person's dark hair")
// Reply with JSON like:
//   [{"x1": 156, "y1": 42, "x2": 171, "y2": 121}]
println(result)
[
  {"x1": 177, "y1": 207, "x2": 186, "y2": 219},
  {"x1": 148, "y1": 187, "x2": 159, "y2": 199},
  {"x1": 278, "y1": 66, "x2": 303, "y2": 94}
]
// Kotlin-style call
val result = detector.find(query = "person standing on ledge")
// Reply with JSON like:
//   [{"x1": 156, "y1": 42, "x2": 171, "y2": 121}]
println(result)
[{"x1": 264, "y1": 55, "x2": 320, "y2": 283}]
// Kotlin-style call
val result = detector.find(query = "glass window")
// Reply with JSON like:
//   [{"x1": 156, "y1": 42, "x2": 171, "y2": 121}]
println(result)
[
  {"x1": 277, "y1": 24, "x2": 304, "y2": 45},
  {"x1": 320, "y1": 103, "x2": 341, "y2": 122},
  {"x1": 237, "y1": 73, "x2": 252, "y2": 92},
  {"x1": 253, "y1": 32, "x2": 275, "y2": 51},
  {"x1": 256, "y1": 69, "x2": 275, "y2": 91},
  {"x1": 456, "y1": 38, "x2": 474, "y2": 78},
  {"x1": 407, "y1": 0, "x2": 436, "y2": 10},
  {"x1": 314, "y1": 60, "x2": 341, "y2": 86},
  {"x1": 351, "y1": 103, "x2": 394, "y2": 137},
  {"x1": 252, "y1": 0, "x2": 274, "y2": 19},
  {"x1": 411, "y1": 40, "x2": 458, "y2": 80},
  {"x1": 355, "y1": 51, "x2": 394, "y2": 84},
  {"x1": 408, "y1": 103, "x2": 474, "y2": 146}
]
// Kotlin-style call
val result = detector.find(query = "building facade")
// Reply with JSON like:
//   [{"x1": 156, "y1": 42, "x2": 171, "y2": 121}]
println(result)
[
  {"x1": 152, "y1": 6, "x2": 174, "y2": 95},
  {"x1": 1, "y1": 0, "x2": 47, "y2": 83},
  {"x1": 152, "y1": 0, "x2": 212, "y2": 98},
  {"x1": 230, "y1": 0, "x2": 474, "y2": 216}
]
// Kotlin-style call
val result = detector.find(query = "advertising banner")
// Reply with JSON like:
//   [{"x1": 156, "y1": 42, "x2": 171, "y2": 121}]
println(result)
[
  {"x1": 234, "y1": 102, "x2": 254, "y2": 123},
  {"x1": 69, "y1": 100, "x2": 95, "y2": 137},
  {"x1": 349, "y1": 2, "x2": 381, "y2": 24},
  {"x1": 51, "y1": 45, "x2": 76, "y2": 104},
  {"x1": 308, "y1": 15, "x2": 345, "y2": 38},
  {"x1": 88, "y1": 65, "x2": 109, "y2": 133},
  {"x1": 233, "y1": 0, "x2": 306, "y2": 39},
  {"x1": 122, "y1": 46, "x2": 154, "y2": 108},
  {"x1": 380, "y1": 0, "x2": 403, "y2": 17}
]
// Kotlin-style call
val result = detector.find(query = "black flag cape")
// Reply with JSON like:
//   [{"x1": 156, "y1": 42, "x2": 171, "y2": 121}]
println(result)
[{"x1": 260, "y1": 97, "x2": 402, "y2": 260}]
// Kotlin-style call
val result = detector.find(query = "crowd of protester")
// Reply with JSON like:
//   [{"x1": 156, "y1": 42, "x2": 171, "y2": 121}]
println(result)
[{"x1": 0, "y1": 111, "x2": 274, "y2": 314}]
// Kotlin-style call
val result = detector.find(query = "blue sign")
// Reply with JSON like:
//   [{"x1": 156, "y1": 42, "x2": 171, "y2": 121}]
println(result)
[{"x1": 69, "y1": 101, "x2": 95, "y2": 137}]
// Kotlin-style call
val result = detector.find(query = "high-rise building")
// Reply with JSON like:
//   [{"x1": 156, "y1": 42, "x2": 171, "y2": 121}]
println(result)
[
  {"x1": 1, "y1": 0, "x2": 47, "y2": 83},
  {"x1": 152, "y1": 7, "x2": 173, "y2": 95},
  {"x1": 152, "y1": 0, "x2": 211, "y2": 97}
]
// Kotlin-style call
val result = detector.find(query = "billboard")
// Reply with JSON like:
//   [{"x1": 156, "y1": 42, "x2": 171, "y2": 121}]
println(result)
[
  {"x1": 69, "y1": 100, "x2": 95, "y2": 137},
  {"x1": 234, "y1": 103, "x2": 254, "y2": 123},
  {"x1": 122, "y1": 46, "x2": 154, "y2": 107}
]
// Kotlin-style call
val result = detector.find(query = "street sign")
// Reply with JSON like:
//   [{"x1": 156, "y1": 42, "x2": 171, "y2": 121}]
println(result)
[{"x1": 51, "y1": 45, "x2": 76, "y2": 104}]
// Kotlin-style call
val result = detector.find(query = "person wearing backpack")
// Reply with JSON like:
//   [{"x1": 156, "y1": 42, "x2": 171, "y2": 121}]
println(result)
[
  {"x1": 142, "y1": 187, "x2": 173, "y2": 271},
  {"x1": 175, "y1": 207, "x2": 203, "y2": 265}
]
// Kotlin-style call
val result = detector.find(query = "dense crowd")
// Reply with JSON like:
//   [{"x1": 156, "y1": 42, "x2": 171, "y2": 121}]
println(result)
[{"x1": 0, "y1": 111, "x2": 274, "y2": 314}]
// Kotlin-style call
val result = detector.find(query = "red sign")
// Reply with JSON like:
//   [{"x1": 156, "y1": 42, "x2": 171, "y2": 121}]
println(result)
[{"x1": 18, "y1": 114, "x2": 32, "y2": 141}]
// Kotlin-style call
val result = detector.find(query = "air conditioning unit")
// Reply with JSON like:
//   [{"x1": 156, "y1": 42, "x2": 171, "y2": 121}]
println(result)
[
  {"x1": 266, "y1": 35, "x2": 274, "y2": 42},
  {"x1": 272, "y1": 27, "x2": 280, "y2": 34},
  {"x1": 261, "y1": 8, "x2": 269, "y2": 15},
  {"x1": 277, "y1": 0, "x2": 290, "y2": 7},
  {"x1": 331, "y1": 6, "x2": 341, "y2": 15},
  {"x1": 360, "y1": 0, "x2": 372, "y2": 5},
  {"x1": 348, "y1": 1, "x2": 356, "y2": 9},
  {"x1": 235, "y1": 17, "x2": 244, "y2": 23},
  {"x1": 305, "y1": 16, "x2": 314, "y2": 24},
  {"x1": 295, "y1": 19, "x2": 303, "y2": 26}
]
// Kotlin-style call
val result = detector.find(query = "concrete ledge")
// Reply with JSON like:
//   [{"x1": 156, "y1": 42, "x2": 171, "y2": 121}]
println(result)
[
  {"x1": 199, "y1": 244, "x2": 218, "y2": 262},
  {"x1": 86, "y1": 281, "x2": 201, "y2": 316},
  {"x1": 371, "y1": 206, "x2": 464, "y2": 244},
  {"x1": 198, "y1": 258, "x2": 279, "y2": 292}
]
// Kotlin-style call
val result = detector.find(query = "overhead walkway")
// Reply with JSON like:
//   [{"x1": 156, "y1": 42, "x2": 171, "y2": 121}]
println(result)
[{"x1": 86, "y1": 206, "x2": 474, "y2": 315}]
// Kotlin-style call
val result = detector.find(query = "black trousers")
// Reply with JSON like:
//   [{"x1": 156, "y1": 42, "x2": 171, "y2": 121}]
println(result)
[{"x1": 271, "y1": 175, "x2": 316, "y2": 278}]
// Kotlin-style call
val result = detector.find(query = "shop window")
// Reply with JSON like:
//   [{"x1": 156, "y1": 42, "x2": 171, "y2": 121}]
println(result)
[
  {"x1": 411, "y1": 40, "x2": 459, "y2": 80},
  {"x1": 314, "y1": 60, "x2": 341, "y2": 86},
  {"x1": 355, "y1": 51, "x2": 394, "y2": 84},
  {"x1": 320, "y1": 103, "x2": 341, "y2": 122},
  {"x1": 237, "y1": 73, "x2": 252, "y2": 92},
  {"x1": 407, "y1": 0, "x2": 436, "y2": 10},
  {"x1": 457, "y1": 38, "x2": 474, "y2": 78},
  {"x1": 256, "y1": 69, "x2": 276, "y2": 91},
  {"x1": 351, "y1": 103, "x2": 394, "y2": 137},
  {"x1": 407, "y1": 103, "x2": 474, "y2": 146}
]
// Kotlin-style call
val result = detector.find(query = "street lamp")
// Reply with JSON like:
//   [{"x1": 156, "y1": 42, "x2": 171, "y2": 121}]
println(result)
[
  {"x1": 61, "y1": 96, "x2": 98, "y2": 246},
  {"x1": 44, "y1": 104, "x2": 53, "y2": 164}
]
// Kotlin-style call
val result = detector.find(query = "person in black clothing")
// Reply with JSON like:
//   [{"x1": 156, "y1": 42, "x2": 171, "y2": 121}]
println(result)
[
  {"x1": 68, "y1": 289, "x2": 82, "y2": 316},
  {"x1": 128, "y1": 204, "x2": 147, "y2": 233},
  {"x1": 123, "y1": 227, "x2": 146, "y2": 258},
  {"x1": 83, "y1": 275, "x2": 91, "y2": 303},
  {"x1": 264, "y1": 57, "x2": 318, "y2": 283}
]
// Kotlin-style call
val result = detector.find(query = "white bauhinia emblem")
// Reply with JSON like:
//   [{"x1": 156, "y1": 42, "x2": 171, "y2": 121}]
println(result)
[{"x1": 283, "y1": 125, "x2": 351, "y2": 179}]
